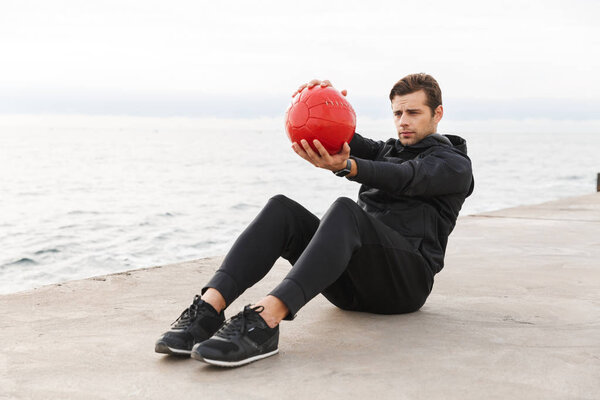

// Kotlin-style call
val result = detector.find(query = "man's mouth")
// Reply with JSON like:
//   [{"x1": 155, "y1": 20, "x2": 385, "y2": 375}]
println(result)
[{"x1": 401, "y1": 131, "x2": 414, "y2": 136}]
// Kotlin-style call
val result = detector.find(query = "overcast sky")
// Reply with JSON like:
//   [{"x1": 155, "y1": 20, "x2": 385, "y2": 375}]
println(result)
[{"x1": 1, "y1": 0, "x2": 598, "y2": 119}]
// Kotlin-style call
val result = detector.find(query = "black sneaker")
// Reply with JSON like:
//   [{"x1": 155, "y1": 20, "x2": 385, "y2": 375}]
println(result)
[
  {"x1": 155, "y1": 295, "x2": 225, "y2": 356},
  {"x1": 191, "y1": 304, "x2": 279, "y2": 367}
]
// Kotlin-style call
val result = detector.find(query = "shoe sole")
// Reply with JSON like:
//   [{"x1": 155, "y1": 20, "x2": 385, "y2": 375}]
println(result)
[
  {"x1": 154, "y1": 341, "x2": 192, "y2": 356},
  {"x1": 191, "y1": 348, "x2": 279, "y2": 367}
]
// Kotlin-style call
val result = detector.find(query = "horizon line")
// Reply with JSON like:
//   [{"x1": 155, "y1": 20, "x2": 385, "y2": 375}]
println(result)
[{"x1": 1, "y1": 93, "x2": 599, "y2": 120}]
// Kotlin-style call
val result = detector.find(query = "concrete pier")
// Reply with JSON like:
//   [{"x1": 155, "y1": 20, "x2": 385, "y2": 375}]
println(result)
[{"x1": 1, "y1": 193, "x2": 598, "y2": 399}]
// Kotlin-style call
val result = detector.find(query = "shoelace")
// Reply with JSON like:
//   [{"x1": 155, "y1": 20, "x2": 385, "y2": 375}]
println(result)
[
  {"x1": 216, "y1": 304, "x2": 265, "y2": 340},
  {"x1": 171, "y1": 295, "x2": 204, "y2": 329}
]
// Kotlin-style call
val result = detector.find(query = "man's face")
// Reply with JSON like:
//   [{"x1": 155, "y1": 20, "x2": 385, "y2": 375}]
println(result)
[{"x1": 391, "y1": 90, "x2": 443, "y2": 146}]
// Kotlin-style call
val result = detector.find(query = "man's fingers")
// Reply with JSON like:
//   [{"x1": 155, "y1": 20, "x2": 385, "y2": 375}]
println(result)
[
  {"x1": 342, "y1": 142, "x2": 351, "y2": 155},
  {"x1": 333, "y1": 142, "x2": 350, "y2": 156},
  {"x1": 300, "y1": 139, "x2": 321, "y2": 164},
  {"x1": 308, "y1": 79, "x2": 321, "y2": 88},
  {"x1": 312, "y1": 139, "x2": 331, "y2": 159},
  {"x1": 292, "y1": 142, "x2": 313, "y2": 163},
  {"x1": 300, "y1": 139, "x2": 316, "y2": 156},
  {"x1": 292, "y1": 142, "x2": 303, "y2": 155},
  {"x1": 292, "y1": 84, "x2": 307, "y2": 97},
  {"x1": 300, "y1": 79, "x2": 335, "y2": 93},
  {"x1": 295, "y1": 140, "x2": 352, "y2": 171}
]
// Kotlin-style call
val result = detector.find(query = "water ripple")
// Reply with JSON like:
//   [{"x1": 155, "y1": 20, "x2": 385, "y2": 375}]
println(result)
[
  {"x1": 2, "y1": 257, "x2": 38, "y2": 268},
  {"x1": 34, "y1": 248, "x2": 60, "y2": 255}
]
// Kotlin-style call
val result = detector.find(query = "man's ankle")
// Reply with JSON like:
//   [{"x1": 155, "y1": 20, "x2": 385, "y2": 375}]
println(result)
[
  {"x1": 255, "y1": 295, "x2": 289, "y2": 328},
  {"x1": 201, "y1": 288, "x2": 226, "y2": 314}
]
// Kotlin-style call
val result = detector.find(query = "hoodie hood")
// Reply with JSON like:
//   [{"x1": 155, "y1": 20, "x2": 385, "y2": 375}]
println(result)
[
  {"x1": 405, "y1": 133, "x2": 473, "y2": 197},
  {"x1": 443, "y1": 134, "x2": 468, "y2": 155},
  {"x1": 441, "y1": 134, "x2": 474, "y2": 197}
]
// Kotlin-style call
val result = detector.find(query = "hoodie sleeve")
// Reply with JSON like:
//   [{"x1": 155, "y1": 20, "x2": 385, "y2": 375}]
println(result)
[
  {"x1": 348, "y1": 132, "x2": 384, "y2": 160},
  {"x1": 348, "y1": 148, "x2": 473, "y2": 197}
]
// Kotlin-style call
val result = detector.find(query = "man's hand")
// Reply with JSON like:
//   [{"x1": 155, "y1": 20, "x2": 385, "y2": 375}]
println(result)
[
  {"x1": 292, "y1": 79, "x2": 348, "y2": 97},
  {"x1": 292, "y1": 139, "x2": 350, "y2": 172}
]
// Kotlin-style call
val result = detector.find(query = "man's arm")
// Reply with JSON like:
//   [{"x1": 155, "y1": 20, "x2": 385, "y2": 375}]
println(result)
[
  {"x1": 349, "y1": 132, "x2": 384, "y2": 161},
  {"x1": 348, "y1": 149, "x2": 473, "y2": 197}
]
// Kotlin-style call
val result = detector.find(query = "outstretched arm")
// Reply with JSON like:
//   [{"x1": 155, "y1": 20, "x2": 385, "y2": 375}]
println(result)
[{"x1": 348, "y1": 150, "x2": 473, "y2": 197}]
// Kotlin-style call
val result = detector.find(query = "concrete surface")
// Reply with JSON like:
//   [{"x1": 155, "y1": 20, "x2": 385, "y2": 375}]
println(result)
[{"x1": 1, "y1": 193, "x2": 599, "y2": 400}]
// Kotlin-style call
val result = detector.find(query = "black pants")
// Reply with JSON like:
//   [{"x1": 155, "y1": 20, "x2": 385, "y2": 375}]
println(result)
[{"x1": 202, "y1": 195, "x2": 434, "y2": 320}]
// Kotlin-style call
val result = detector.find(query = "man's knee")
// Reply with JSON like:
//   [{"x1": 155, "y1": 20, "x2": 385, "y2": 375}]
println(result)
[
  {"x1": 266, "y1": 194, "x2": 318, "y2": 230},
  {"x1": 269, "y1": 193, "x2": 291, "y2": 203},
  {"x1": 332, "y1": 196, "x2": 359, "y2": 210},
  {"x1": 267, "y1": 194, "x2": 296, "y2": 212},
  {"x1": 319, "y1": 197, "x2": 361, "y2": 228},
  {"x1": 326, "y1": 197, "x2": 362, "y2": 218}
]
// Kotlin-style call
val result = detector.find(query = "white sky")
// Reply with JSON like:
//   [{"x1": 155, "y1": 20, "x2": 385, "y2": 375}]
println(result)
[{"x1": 0, "y1": 0, "x2": 599, "y2": 116}]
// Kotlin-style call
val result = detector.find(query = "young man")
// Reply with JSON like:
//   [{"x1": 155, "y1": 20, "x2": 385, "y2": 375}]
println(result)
[{"x1": 155, "y1": 73, "x2": 474, "y2": 367}]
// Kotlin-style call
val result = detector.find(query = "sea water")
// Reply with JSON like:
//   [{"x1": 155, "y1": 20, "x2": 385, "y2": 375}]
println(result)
[{"x1": 1, "y1": 115, "x2": 598, "y2": 294}]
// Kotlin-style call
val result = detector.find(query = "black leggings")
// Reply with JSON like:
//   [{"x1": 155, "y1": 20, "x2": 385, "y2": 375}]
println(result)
[{"x1": 202, "y1": 195, "x2": 434, "y2": 320}]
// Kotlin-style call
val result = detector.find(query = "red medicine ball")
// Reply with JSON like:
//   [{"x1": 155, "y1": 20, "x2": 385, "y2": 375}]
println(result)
[{"x1": 285, "y1": 86, "x2": 356, "y2": 155}]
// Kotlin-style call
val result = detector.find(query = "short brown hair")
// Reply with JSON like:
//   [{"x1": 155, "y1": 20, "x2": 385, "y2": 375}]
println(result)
[{"x1": 389, "y1": 73, "x2": 442, "y2": 116}]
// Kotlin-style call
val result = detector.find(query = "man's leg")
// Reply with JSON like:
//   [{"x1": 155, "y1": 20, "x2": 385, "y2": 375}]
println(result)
[
  {"x1": 156, "y1": 194, "x2": 318, "y2": 356},
  {"x1": 200, "y1": 194, "x2": 319, "y2": 310},
  {"x1": 193, "y1": 197, "x2": 434, "y2": 366}
]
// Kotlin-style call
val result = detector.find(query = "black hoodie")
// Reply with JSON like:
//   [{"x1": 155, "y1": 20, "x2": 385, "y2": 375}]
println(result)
[{"x1": 348, "y1": 132, "x2": 474, "y2": 274}]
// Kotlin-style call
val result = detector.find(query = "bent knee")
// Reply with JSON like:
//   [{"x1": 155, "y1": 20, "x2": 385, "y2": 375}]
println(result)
[
  {"x1": 264, "y1": 194, "x2": 298, "y2": 215},
  {"x1": 267, "y1": 194, "x2": 315, "y2": 225},
  {"x1": 320, "y1": 197, "x2": 361, "y2": 223},
  {"x1": 270, "y1": 194, "x2": 290, "y2": 203},
  {"x1": 334, "y1": 196, "x2": 355, "y2": 204},
  {"x1": 331, "y1": 196, "x2": 360, "y2": 211},
  {"x1": 268, "y1": 194, "x2": 298, "y2": 209}
]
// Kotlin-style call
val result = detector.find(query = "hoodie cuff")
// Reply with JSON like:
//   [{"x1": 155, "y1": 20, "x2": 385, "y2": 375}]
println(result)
[{"x1": 347, "y1": 157, "x2": 374, "y2": 183}]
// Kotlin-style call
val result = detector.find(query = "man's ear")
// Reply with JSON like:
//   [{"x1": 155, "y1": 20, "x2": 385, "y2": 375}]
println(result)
[{"x1": 434, "y1": 105, "x2": 444, "y2": 123}]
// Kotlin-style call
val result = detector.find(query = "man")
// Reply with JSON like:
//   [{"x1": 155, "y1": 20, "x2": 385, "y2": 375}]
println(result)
[{"x1": 155, "y1": 73, "x2": 474, "y2": 367}]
